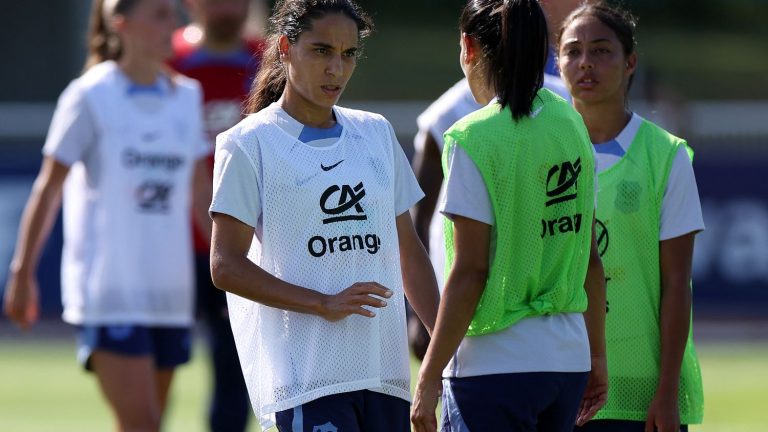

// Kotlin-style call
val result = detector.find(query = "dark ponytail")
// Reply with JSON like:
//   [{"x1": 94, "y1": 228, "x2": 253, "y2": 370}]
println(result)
[
  {"x1": 245, "y1": 0, "x2": 373, "y2": 113},
  {"x1": 460, "y1": 0, "x2": 548, "y2": 121},
  {"x1": 84, "y1": 0, "x2": 142, "y2": 71}
]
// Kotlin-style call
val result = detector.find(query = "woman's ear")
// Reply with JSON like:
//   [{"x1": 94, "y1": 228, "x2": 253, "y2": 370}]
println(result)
[
  {"x1": 278, "y1": 35, "x2": 291, "y2": 62},
  {"x1": 625, "y1": 52, "x2": 638, "y2": 77},
  {"x1": 461, "y1": 32, "x2": 478, "y2": 66},
  {"x1": 111, "y1": 14, "x2": 127, "y2": 33}
]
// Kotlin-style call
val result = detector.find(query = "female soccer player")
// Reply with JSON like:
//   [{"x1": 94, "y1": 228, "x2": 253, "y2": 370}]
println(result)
[
  {"x1": 411, "y1": 1, "x2": 608, "y2": 431},
  {"x1": 207, "y1": 0, "x2": 440, "y2": 430},
  {"x1": 3, "y1": 0, "x2": 211, "y2": 430},
  {"x1": 557, "y1": 3, "x2": 705, "y2": 431},
  {"x1": 408, "y1": 0, "x2": 581, "y2": 362}
]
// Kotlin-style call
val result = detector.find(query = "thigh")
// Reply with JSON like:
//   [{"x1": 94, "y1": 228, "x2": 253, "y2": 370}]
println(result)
[
  {"x1": 275, "y1": 391, "x2": 362, "y2": 432},
  {"x1": 360, "y1": 391, "x2": 410, "y2": 432},
  {"x1": 90, "y1": 351, "x2": 161, "y2": 430},
  {"x1": 575, "y1": 420, "x2": 689, "y2": 432},
  {"x1": 537, "y1": 372, "x2": 589, "y2": 432}
]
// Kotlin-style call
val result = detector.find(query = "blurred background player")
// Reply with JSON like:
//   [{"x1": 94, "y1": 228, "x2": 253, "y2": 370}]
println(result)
[
  {"x1": 3, "y1": 0, "x2": 211, "y2": 430},
  {"x1": 408, "y1": 0, "x2": 583, "y2": 361},
  {"x1": 169, "y1": 1, "x2": 264, "y2": 431},
  {"x1": 556, "y1": 3, "x2": 705, "y2": 431}
]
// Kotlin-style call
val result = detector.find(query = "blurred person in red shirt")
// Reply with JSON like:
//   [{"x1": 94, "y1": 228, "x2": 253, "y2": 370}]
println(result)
[{"x1": 169, "y1": 1, "x2": 264, "y2": 431}]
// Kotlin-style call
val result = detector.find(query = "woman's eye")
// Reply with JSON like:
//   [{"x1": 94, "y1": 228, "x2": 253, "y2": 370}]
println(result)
[{"x1": 315, "y1": 48, "x2": 327, "y2": 55}]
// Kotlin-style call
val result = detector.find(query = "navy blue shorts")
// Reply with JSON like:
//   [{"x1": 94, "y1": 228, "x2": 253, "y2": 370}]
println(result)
[
  {"x1": 442, "y1": 372, "x2": 589, "y2": 432},
  {"x1": 575, "y1": 420, "x2": 688, "y2": 432},
  {"x1": 76, "y1": 325, "x2": 192, "y2": 371},
  {"x1": 275, "y1": 390, "x2": 410, "y2": 432}
]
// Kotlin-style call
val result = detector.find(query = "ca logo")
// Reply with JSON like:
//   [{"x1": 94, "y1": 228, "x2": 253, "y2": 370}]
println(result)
[
  {"x1": 546, "y1": 158, "x2": 581, "y2": 207},
  {"x1": 136, "y1": 181, "x2": 173, "y2": 213},
  {"x1": 595, "y1": 218, "x2": 609, "y2": 257},
  {"x1": 313, "y1": 422, "x2": 338, "y2": 432},
  {"x1": 319, "y1": 182, "x2": 367, "y2": 224}
]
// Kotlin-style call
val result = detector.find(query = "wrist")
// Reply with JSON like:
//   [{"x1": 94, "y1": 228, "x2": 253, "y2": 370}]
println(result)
[
  {"x1": 9, "y1": 260, "x2": 34, "y2": 278},
  {"x1": 656, "y1": 379, "x2": 681, "y2": 399}
]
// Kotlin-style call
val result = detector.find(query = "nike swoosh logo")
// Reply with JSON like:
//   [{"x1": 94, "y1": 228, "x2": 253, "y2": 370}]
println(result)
[
  {"x1": 531, "y1": 106, "x2": 544, "y2": 118},
  {"x1": 321, "y1": 160, "x2": 344, "y2": 171}
]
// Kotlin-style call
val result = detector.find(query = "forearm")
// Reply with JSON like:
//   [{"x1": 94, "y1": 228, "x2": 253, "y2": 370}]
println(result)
[
  {"x1": 193, "y1": 160, "x2": 213, "y2": 246},
  {"x1": 210, "y1": 252, "x2": 325, "y2": 316},
  {"x1": 419, "y1": 268, "x2": 485, "y2": 379},
  {"x1": 401, "y1": 243, "x2": 440, "y2": 334},
  {"x1": 657, "y1": 278, "x2": 691, "y2": 395},
  {"x1": 10, "y1": 180, "x2": 63, "y2": 277},
  {"x1": 657, "y1": 233, "x2": 696, "y2": 397},
  {"x1": 583, "y1": 254, "x2": 607, "y2": 358},
  {"x1": 412, "y1": 133, "x2": 444, "y2": 248}
]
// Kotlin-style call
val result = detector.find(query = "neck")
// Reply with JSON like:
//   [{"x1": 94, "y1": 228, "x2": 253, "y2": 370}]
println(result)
[
  {"x1": 280, "y1": 87, "x2": 336, "y2": 128},
  {"x1": 574, "y1": 98, "x2": 632, "y2": 144},
  {"x1": 202, "y1": 32, "x2": 243, "y2": 54},
  {"x1": 118, "y1": 53, "x2": 162, "y2": 85},
  {"x1": 474, "y1": 86, "x2": 496, "y2": 106}
]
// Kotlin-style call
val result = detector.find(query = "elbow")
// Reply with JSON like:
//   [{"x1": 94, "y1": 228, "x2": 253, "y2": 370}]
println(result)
[
  {"x1": 450, "y1": 261, "x2": 489, "y2": 291},
  {"x1": 209, "y1": 254, "x2": 231, "y2": 292}
]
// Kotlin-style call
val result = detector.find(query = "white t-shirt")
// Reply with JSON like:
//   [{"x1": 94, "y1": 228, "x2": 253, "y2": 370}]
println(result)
[
  {"x1": 593, "y1": 113, "x2": 705, "y2": 239},
  {"x1": 210, "y1": 102, "x2": 423, "y2": 428},
  {"x1": 44, "y1": 61, "x2": 210, "y2": 325}
]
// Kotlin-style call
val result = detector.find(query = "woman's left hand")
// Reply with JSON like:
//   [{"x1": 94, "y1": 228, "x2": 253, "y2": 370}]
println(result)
[
  {"x1": 411, "y1": 372, "x2": 442, "y2": 432},
  {"x1": 644, "y1": 392, "x2": 680, "y2": 432}
]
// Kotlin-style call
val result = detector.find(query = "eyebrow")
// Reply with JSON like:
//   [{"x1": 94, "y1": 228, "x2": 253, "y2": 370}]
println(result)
[
  {"x1": 562, "y1": 37, "x2": 612, "y2": 45},
  {"x1": 309, "y1": 42, "x2": 358, "y2": 51}
]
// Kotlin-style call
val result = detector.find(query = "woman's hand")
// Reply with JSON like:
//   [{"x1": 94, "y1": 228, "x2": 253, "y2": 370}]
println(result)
[
  {"x1": 411, "y1": 371, "x2": 442, "y2": 432},
  {"x1": 319, "y1": 282, "x2": 392, "y2": 322},
  {"x1": 3, "y1": 271, "x2": 39, "y2": 329},
  {"x1": 576, "y1": 355, "x2": 609, "y2": 426}
]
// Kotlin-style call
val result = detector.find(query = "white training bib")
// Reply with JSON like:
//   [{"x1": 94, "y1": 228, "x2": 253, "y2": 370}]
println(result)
[
  {"x1": 223, "y1": 106, "x2": 410, "y2": 428},
  {"x1": 60, "y1": 61, "x2": 199, "y2": 326}
]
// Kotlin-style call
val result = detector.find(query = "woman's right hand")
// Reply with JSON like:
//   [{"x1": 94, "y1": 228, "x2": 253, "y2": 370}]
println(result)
[
  {"x1": 3, "y1": 271, "x2": 40, "y2": 329},
  {"x1": 319, "y1": 282, "x2": 393, "y2": 322}
]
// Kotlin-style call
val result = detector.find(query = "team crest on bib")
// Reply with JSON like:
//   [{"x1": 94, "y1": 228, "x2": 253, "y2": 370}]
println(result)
[{"x1": 312, "y1": 422, "x2": 338, "y2": 432}]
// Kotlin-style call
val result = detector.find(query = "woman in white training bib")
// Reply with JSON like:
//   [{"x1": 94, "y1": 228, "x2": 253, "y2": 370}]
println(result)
[
  {"x1": 3, "y1": 0, "x2": 212, "y2": 430},
  {"x1": 207, "y1": 0, "x2": 440, "y2": 430}
]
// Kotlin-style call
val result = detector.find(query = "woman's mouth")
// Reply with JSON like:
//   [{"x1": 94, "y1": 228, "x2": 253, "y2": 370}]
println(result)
[
  {"x1": 321, "y1": 85, "x2": 342, "y2": 97},
  {"x1": 577, "y1": 77, "x2": 598, "y2": 89}
]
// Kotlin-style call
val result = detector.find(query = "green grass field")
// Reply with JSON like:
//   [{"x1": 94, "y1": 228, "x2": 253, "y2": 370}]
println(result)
[{"x1": 0, "y1": 337, "x2": 766, "y2": 432}]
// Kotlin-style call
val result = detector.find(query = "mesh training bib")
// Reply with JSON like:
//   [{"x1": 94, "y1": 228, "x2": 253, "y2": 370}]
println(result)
[
  {"x1": 224, "y1": 107, "x2": 410, "y2": 429},
  {"x1": 443, "y1": 89, "x2": 595, "y2": 336},
  {"x1": 61, "y1": 61, "x2": 199, "y2": 325},
  {"x1": 593, "y1": 117, "x2": 704, "y2": 423}
]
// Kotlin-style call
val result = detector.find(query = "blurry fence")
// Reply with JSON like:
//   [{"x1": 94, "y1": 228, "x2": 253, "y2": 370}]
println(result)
[{"x1": 1, "y1": 100, "x2": 767, "y2": 318}]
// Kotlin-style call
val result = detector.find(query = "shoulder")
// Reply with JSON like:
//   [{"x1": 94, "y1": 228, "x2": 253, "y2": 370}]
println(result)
[
  {"x1": 637, "y1": 116, "x2": 687, "y2": 148},
  {"x1": 78, "y1": 61, "x2": 121, "y2": 91},
  {"x1": 221, "y1": 111, "x2": 268, "y2": 141},
  {"x1": 446, "y1": 103, "x2": 502, "y2": 136},
  {"x1": 335, "y1": 105, "x2": 392, "y2": 133},
  {"x1": 418, "y1": 78, "x2": 480, "y2": 130},
  {"x1": 171, "y1": 73, "x2": 202, "y2": 96}
]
